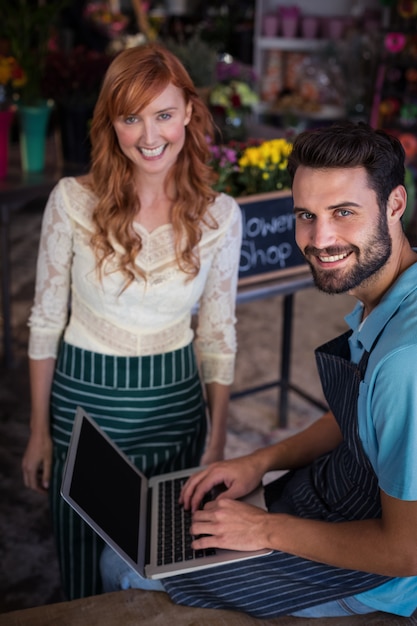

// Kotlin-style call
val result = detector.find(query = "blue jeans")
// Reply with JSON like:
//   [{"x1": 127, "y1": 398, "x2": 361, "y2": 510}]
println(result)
[
  {"x1": 100, "y1": 546, "x2": 375, "y2": 618},
  {"x1": 290, "y1": 596, "x2": 375, "y2": 617}
]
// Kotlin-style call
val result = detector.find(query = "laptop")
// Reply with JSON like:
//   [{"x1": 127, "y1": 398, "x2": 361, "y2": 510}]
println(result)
[{"x1": 61, "y1": 407, "x2": 272, "y2": 579}]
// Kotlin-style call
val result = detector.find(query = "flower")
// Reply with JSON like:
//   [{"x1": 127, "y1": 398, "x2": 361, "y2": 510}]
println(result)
[
  {"x1": 208, "y1": 141, "x2": 241, "y2": 196},
  {"x1": 208, "y1": 137, "x2": 293, "y2": 197},
  {"x1": 0, "y1": 55, "x2": 25, "y2": 109},
  {"x1": 215, "y1": 55, "x2": 257, "y2": 86},
  {"x1": 208, "y1": 56, "x2": 259, "y2": 143},
  {"x1": 83, "y1": 2, "x2": 130, "y2": 39},
  {"x1": 237, "y1": 138, "x2": 293, "y2": 195},
  {"x1": 209, "y1": 80, "x2": 259, "y2": 118},
  {"x1": 209, "y1": 54, "x2": 259, "y2": 118}
]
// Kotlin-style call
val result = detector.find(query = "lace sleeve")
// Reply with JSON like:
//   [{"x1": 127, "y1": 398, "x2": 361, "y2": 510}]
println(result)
[
  {"x1": 28, "y1": 180, "x2": 74, "y2": 359},
  {"x1": 195, "y1": 196, "x2": 242, "y2": 385}
]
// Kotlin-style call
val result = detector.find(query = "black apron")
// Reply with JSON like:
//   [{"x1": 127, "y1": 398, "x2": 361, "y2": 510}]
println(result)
[{"x1": 164, "y1": 330, "x2": 391, "y2": 618}]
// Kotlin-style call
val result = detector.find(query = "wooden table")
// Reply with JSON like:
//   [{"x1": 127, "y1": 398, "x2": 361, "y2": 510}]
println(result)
[{"x1": 2, "y1": 588, "x2": 414, "y2": 626}]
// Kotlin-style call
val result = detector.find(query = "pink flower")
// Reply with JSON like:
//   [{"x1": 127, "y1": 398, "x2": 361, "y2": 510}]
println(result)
[{"x1": 385, "y1": 32, "x2": 407, "y2": 53}]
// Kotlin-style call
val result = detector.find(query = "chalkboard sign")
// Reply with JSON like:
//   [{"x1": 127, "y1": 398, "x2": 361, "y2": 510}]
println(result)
[{"x1": 237, "y1": 191, "x2": 307, "y2": 285}]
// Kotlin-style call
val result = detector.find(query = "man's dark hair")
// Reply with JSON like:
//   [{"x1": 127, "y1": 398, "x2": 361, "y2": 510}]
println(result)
[{"x1": 287, "y1": 122, "x2": 405, "y2": 211}]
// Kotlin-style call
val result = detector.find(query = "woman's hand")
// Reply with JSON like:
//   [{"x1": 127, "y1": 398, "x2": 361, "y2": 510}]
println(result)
[
  {"x1": 24, "y1": 358, "x2": 56, "y2": 494},
  {"x1": 22, "y1": 431, "x2": 53, "y2": 494},
  {"x1": 200, "y1": 444, "x2": 224, "y2": 466}
]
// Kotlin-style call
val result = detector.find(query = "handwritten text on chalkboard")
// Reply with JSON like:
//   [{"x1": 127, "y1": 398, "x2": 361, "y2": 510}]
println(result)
[{"x1": 238, "y1": 193, "x2": 306, "y2": 281}]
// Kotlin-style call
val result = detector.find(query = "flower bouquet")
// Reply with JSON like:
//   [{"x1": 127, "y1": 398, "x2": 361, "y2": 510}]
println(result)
[
  {"x1": 209, "y1": 55, "x2": 259, "y2": 142},
  {"x1": 209, "y1": 80, "x2": 259, "y2": 119},
  {"x1": 0, "y1": 55, "x2": 25, "y2": 110}
]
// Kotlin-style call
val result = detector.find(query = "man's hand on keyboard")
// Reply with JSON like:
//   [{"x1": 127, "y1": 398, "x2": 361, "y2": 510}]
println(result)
[
  {"x1": 179, "y1": 455, "x2": 265, "y2": 513},
  {"x1": 189, "y1": 498, "x2": 270, "y2": 552}
]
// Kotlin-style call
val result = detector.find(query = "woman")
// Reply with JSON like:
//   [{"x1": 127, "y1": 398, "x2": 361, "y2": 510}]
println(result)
[{"x1": 22, "y1": 43, "x2": 242, "y2": 600}]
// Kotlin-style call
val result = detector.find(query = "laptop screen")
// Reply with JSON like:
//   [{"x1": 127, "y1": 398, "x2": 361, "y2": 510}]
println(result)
[{"x1": 69, "y1": 416, "x2": 142, "y2": 561}]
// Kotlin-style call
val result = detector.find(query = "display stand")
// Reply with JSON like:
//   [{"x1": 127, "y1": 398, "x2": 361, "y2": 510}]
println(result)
[
  {"x1": 370, "y1": 5, "x2": 417, "y2": 158},
  {"x1": 233, "y1": 274, "x2": 327, "y2": 429}
]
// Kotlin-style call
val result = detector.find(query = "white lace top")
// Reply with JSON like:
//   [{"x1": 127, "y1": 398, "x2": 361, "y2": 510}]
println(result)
[{"x1": 28, "y1": 177, "x2": 242, "y2": 385}]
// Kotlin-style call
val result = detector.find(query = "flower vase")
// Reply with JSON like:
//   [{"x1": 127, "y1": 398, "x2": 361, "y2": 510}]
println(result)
[
  {"x1": 0, "y1": 108, "x2": 14, "y2": 180},
  {"x1": 18, "y1": 101, "x2": 53, "y2": 173}
]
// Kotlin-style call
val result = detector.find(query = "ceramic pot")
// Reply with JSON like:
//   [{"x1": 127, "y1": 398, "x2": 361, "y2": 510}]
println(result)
[
  {"x1": 0, "y1": 108, "x2": 15, "y2": 179},
  {"x1": 18, "y1": 100, "x2": 53, "y2": 173}
]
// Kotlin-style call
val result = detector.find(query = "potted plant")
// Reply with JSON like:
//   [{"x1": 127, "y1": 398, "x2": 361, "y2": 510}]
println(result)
[{"x1": 0, "y1": 0, "x2": 66, "y2": 172}]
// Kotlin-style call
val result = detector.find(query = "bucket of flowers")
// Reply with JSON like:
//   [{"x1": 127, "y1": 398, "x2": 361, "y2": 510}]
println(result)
[{"x1": 208, "y1": 135, "x2": 306, "y2": 282}]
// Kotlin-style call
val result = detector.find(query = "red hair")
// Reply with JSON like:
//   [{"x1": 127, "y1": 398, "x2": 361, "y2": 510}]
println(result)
[{"x1": 89, "y1": 43, "x2": 218, "y2": 287}]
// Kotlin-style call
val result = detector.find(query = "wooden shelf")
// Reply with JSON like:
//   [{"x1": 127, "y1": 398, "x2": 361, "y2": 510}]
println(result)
[{"x1": 258, "y1": 37, "x2": 329, "y2": 52}]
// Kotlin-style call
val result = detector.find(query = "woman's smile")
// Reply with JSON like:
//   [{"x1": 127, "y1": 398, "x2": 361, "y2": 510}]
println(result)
[{"x1": 139, "y1": 144, "x2": 167, "y2": 159}]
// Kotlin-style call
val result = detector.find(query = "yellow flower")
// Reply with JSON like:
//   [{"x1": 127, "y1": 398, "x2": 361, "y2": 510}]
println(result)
[
  {"x1": 236, "y1": 138, "x2": 293, "y2": 196},
  {"x1": 209, "y1": 136, "x2": 293, "y2": 197},
  {"x1": 0, "y1": 57, "x2": 17, "y2": 87},
  {"x1": 0, "y1": 55, "x2": 26, "y2": 107}
]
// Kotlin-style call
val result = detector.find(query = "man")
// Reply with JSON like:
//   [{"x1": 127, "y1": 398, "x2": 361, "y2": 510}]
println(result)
[{"x1": 100, "y1": 123, "x2": 417, "y2": 618}]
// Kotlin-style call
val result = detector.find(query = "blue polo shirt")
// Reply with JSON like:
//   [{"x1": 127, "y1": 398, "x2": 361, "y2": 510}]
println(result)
[{"x1": 345, "y1": 261, "x2": 417, "y2": 616}]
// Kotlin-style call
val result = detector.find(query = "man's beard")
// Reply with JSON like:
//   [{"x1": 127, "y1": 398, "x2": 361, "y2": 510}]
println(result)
[{"x1": 304, "y1": 213, "x2": 392, "y2": 294}]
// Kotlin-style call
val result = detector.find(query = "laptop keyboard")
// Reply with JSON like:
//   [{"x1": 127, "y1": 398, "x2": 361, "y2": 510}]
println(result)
[{"x1": 157, "y1": 477, "x2": 216, "y2": 566}]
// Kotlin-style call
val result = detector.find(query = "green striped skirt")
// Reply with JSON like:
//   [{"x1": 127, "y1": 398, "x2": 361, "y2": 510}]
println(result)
[{"x1": 49, "y1": 340, "x2": 207, "y2": 599}]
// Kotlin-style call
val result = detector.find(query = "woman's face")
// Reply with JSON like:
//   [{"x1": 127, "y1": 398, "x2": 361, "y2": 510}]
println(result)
[{"x1": 113, "y1": 83, "x2": 192, "y2": 180}]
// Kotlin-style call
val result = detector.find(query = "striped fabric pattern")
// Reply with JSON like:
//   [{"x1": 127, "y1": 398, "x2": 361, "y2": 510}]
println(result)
[
  {"x1": 49, "y1": 341, "x2": 207, "y2": 599},
  {"x1": 164, "y1": 553, "x2": 390, "y2": 619},
  {"x1": 163, "y1": 330, "x2": 391, "y2": 617}
]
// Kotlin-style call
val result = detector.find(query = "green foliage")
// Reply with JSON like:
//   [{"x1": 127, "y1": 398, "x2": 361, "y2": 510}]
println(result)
[
  {"x1": 164, "y1": 34, "x2": 218, "y2": 88},
  {"x1": 0, "y1": 0, "x2": 68, "y2": 104}
]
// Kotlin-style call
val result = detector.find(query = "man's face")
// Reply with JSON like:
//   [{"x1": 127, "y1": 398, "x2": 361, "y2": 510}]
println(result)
[{"x1": 293, "y1": 166, "x2": 391, "y2": 295}]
